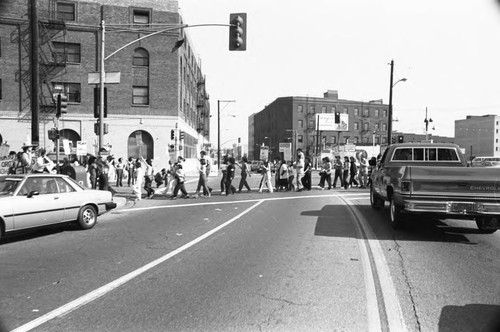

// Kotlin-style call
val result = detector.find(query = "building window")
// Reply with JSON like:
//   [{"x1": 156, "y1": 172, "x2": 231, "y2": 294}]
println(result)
[
  {"x1": 343, "y1": 107, "x2": 348, "y2": 113},
  {"x1": 375, "y1": 109, "x2": 379, "y2": 117},
  {"x1": 332, "y1": 136, "x2": 336, "y2": 144},
  {"x1": 375, "y1": 136, "x2": 380, "y2": 144},
  {"x1": 133, "y1": 48, "x2": 149, "y2": 66},
  {"x1": 354, "y1": 108, "x2": 359, "y2": 116},
  {"x1": 298, "y1": 105, "x2": 303, "y2": 112},
  {"x1": 345, "y1": 137, "x2": 349, "y2": 144},
  {"x1": 52, "y1": 82, "x2": 81, "y2": 103},
  {"x1": 363, "y1": 122, "x2": 369, "y2": 131},
  {"x1": 375, "y1": 123, "x2": 380, "y2": 130},
  {"x1": 56, "y1": 2, "x2": 76, "y2": 21},
  {"x1": 298, "y1": 135, "x2": 303, "y2": 143},
  {"x1": 133, "y1": 10, "x2": 150, "y2": 24},
  {"x1": 53, "y1": 42, "x2": 81, "y2": 63},
  {"x1": 309, "y1": 119, "x2": 315, "y2": 128},
  {"x1": 310, "y1": 105, "x2": 315, "y2": 112},
  {"x1": 383, "y1": 109, "x2": 388, "y2": 117},
  {"x1": 363, "y1": 108, "x2": 369, "y2": 117},
  {"x1": 382, "y1": 123, "x2": 387, "y2": 131},
  {"x1": 332, "y1": 106, "x2": 336, "y2": 112},
  {"x1": 382, "y1": 137, "x2": 387, "y2": 144},
  {"x1": 298, "y1": 120, "x2": 303, "y2": 128},
  {"x1": 321, "y1": 106, "x2": 326, "y2": 113},
  {"x1": 354, "y1": 122, "x2": 359, "y2": 130},
  {"x1": 133, "y1": 86, "x2": 149, "y2": 105}
]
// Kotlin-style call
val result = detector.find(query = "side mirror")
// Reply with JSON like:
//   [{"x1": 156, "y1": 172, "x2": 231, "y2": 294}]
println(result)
[{"x1": 27, "y1": 190, "x2": 40, "y2": 198}]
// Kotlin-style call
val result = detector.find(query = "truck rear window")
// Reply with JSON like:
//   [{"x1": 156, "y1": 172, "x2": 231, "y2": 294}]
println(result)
[{"x1": 392, "y1": 147, "x2": 459, "y2": 161}]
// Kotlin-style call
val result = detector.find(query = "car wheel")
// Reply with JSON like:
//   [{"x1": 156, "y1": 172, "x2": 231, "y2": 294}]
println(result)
[
  {"x1": 475, "y1": 217, "x2": 498, "y2": 234},
  {"x1": 78, "y1": 205, "x2": 97, "y2": 230},
  {"x1": 389, "y1": 196, "x2": 404, "y2": 229},
  {"x1": 370, "y1": 186, "x2": 384, "y2": 209}
]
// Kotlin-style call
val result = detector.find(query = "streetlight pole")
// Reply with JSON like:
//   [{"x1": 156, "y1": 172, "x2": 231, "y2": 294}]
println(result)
[
  {"x1": 387, "y1": 60, "x2": 407, "y2": 146},
  {"x1": 217, "y1": 99, "x2": 235, "y2": 170},
  {"x1": 424, "y1": 107, "x2": 433, "y2": 140}
]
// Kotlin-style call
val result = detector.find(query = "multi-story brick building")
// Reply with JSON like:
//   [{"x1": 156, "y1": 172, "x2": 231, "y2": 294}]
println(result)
[
  {"x1": 0, "y1": 0, "x2": 210, "y2": 169},
  {"x1": 250, "y1": 90, "x2": 391, "y2": 160},
  {"x1": 455, "y1": 114, "x2": 500, "y2": 159}
]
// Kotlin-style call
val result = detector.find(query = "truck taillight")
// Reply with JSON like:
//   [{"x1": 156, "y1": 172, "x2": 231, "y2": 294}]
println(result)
[{"x1": 401, "y1": 181, "x2": 411, "y2": 192}]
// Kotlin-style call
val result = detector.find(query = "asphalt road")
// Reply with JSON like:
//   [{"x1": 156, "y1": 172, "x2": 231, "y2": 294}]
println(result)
[{"x1": 0, "y1": 173, "x2": 499, "y2": 332}]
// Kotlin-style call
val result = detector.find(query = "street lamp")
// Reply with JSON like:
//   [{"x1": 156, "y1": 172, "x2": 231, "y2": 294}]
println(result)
[
  {"x1": 217, "y1": 99, "x2": 235, "y2": 170},
  {"x1": 387, "y1": 59, "x2": 407, "y2": 146},
  {"x1": 264, "y1": 136, "x2": 272, "y2": 160},
  {"x1": 424, "y1": 107, "x2": 433, "y2": 140}
]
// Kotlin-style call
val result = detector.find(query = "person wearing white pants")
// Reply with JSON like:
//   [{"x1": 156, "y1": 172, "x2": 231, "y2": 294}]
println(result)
[{"x1": 258, "y1": 158, "x2": 273, "y2": 193}]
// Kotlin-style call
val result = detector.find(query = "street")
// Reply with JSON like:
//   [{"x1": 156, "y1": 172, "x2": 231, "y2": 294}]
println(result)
[{"x1": 0, "y1": 174, "x2": 499, "y2": 332}]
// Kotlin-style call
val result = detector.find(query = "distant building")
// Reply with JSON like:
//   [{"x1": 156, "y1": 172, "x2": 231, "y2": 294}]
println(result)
[
  {"x1": 250, "y1": 90, "x2": 390, "y2": 160},
  {"x1": 455, "y1": 114, "x2": 500, "y2": 159},
  {"x1": 0, "y1": 0, "x2": 210, "y2": 169},
  {"x1": 393, "y1": 132, "x2": 455, "y2": 144}
]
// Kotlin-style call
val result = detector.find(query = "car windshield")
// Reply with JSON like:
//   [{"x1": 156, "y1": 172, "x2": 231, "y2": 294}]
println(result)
[{"x1": 0, "y1": 177, "x2": 22, "y2": 197}]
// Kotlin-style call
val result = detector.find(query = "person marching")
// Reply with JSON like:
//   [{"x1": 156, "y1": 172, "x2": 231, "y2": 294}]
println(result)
[
  {"x1": 140, "y1": 156, "x2": 155, "y2": 199},
  {"x1": 295, "y1": 148, "x2": 305, "y2": 192},
  {"x1": 225, "y1": 157, "x2": 237, "y2": 195},
  {"x1": 194, "y1": 155, "x2": 211, "y2": 198},
  {"x1": 332, "y1": 155, "x2": 344, "y2": 189},
  {"x1": 349, "y1": 156, "x2": 359, "y2": 188},
  {"x1": 342, "y1": 156, "x2": 350, "y2": 190},
  {"x1": 172, "y1": 162, "x2": 189, "y2": 199},
  {"x1": 238, "y1": 156, "x2": 252, "y2": 193},
  {"x1": 302, "y1": 156, "x2": 312, "y2": 190},
  {"x1": 258, "y1": 158, "x2": 274, "y2": 193}
]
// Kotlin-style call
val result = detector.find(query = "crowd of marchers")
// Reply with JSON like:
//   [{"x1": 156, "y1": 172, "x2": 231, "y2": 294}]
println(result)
[{"x1": 144, "y1": 149, "x2": 378, "y2": 201}]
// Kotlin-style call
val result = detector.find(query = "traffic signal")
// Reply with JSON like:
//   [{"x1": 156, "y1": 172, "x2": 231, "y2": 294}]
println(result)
[
  {"x1": 180, "y1": 130, "x2": 185, "y2": 140},
  {"x1": 103, "y1": 123, "x2": 109, "y2": 135},
  {"x1": 170, "y1": 129, "x2": 175, "y2": 140},
  {"x1": 229, "y1": 13, "x2": 247, "y2": 51},
  {"x1": 398, "y1": 135, "x2": 404, "y2": 143},
  {"x1": 335, "y1": 112, "x2": 340, "y2": 124},
  {"x1": 93, "y1": 88, "x2": 108, "y2": 118},
  {"x1": 391, "y1": 136, "x2": 396, "y2": 144},
  {"x1": 48, "y1": 128, "x2": 59, "y2": 141},
  {"x1": 238, "y1": 137, "x2": 241, "y2": 144},
  {"x1": 56, "y1": 94, "x2": 67, "y2": 118}
]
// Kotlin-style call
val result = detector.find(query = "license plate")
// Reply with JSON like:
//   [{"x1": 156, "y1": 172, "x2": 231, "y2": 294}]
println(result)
[{"x1": 451, "y1": 202, "x2": 475, "y2": 214}]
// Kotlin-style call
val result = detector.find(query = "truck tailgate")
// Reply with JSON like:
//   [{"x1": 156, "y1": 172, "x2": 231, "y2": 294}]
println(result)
[{"x1": 407, "y1": 166, "x2": 500, "y2": 198}]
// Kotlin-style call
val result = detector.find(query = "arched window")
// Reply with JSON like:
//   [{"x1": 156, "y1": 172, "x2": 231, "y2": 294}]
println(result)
[
  {"x1": 133, "y1": 48, "x2": 149, "y2": 66},
  {"x1": 127, "y1": 130, "x2": 154, "y2": 159}
]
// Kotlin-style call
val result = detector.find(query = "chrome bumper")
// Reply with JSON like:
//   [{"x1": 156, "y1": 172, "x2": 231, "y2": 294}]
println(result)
[{"x1": 404, "y1": 200, "x2": 500, "y2": 215}]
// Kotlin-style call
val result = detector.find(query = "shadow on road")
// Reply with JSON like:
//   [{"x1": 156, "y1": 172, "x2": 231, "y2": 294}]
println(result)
[
  {"x1": 302, "y1": 204, "x2": 482, "y2": 244},
  {"x1": 438, "y1": 304, "x2": 500, "y2": 332}
]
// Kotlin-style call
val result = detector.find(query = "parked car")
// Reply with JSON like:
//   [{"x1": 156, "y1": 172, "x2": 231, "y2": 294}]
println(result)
[
  {"x1": 370, "y1": 143, "x2": 500, "y2": 233},
  {"x1": 0, "y1": 174, "x2": 117, "y2": 241}
]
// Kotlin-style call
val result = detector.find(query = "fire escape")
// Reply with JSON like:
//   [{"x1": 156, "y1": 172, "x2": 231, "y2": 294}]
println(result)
[
  {"x1": 196, "y1": 76, "x2": 210, "y2": 139},
  {"x1": 11, "y1": 10, "x2": 67, "y2": 122}
]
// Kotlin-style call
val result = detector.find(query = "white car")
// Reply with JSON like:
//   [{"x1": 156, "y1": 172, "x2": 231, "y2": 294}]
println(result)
[{"x1": 0, "y1": 174, "x2": 117, "y2": 241}]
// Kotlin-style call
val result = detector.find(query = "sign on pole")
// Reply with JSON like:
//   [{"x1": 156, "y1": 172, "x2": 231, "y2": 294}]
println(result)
[
  {"x1": 88, "y1": 72, "x2": 121, "y2": 84},
  {"x1": 76, "y1": 141, "x2": 87, "y2": 156},
  {"x1": 259, "y1": 146, "x2": 269, "y2": 160}
]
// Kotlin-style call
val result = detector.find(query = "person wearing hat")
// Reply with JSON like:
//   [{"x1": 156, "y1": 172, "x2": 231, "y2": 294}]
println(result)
[{"x1": 20, "y1": 142, "x2": 35, "y2": 173}]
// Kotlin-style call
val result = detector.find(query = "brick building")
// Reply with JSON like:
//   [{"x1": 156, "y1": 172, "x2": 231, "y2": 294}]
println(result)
[
  {"x1": 455, "y1": 114, "x2": 500, "y2": 159},
  {"x1": 250, "y1": 90, "x2": 391, "y2": 161},
  {"x1": 0, "y1": 0, "x2": 210, "y2": 169}
]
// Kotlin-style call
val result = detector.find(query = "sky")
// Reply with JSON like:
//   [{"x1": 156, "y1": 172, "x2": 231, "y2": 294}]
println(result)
[{"x1": 177, "y1": 0, "x2": 500, "y2": 148}]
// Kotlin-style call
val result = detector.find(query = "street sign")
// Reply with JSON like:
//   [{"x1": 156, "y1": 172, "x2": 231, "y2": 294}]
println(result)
[
  {"x1": 260, "y1": 146, "x2": 269, "y2": 160},
  {"x1": 316, "y1": 113, "x2": 349, "y2": 131},
  {"x1": 88, "y1": 72, "x2": 121, "y2": 84}
]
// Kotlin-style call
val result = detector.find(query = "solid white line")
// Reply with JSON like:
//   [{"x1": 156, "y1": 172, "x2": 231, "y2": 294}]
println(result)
[
  {"x1": 340, "y1": 196, "x2": 408, "y2": 332},
  {"x1": 11, "y1": 200, "x2": 265, "y2": 332}
]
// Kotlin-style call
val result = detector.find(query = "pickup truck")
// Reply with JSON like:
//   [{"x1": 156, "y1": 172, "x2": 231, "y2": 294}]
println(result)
[{"x1": 370, "y1": 143, "x2": 500, "y2": 233}]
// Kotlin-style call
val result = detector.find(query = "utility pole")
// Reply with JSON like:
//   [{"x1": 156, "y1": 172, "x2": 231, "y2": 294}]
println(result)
[
  {"x1": 387, "y1": 60, "x2": 394, "y2": 146},
  {"x1": 30, "y1": 0, "x2": 39, "y2": 146}
]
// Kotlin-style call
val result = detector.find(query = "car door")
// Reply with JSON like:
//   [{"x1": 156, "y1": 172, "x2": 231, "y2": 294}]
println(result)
[
  {"x1": 54, "y1": 177, "x2": 81, "y2": 222},
  {"x1": 13, "y1": 177, "x2": 65, "y2": 230}
]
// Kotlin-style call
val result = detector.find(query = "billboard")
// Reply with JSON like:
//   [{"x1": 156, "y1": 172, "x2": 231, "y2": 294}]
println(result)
[{"x1": 316, "y1": 113, "x2": 349, "y2": 131}]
